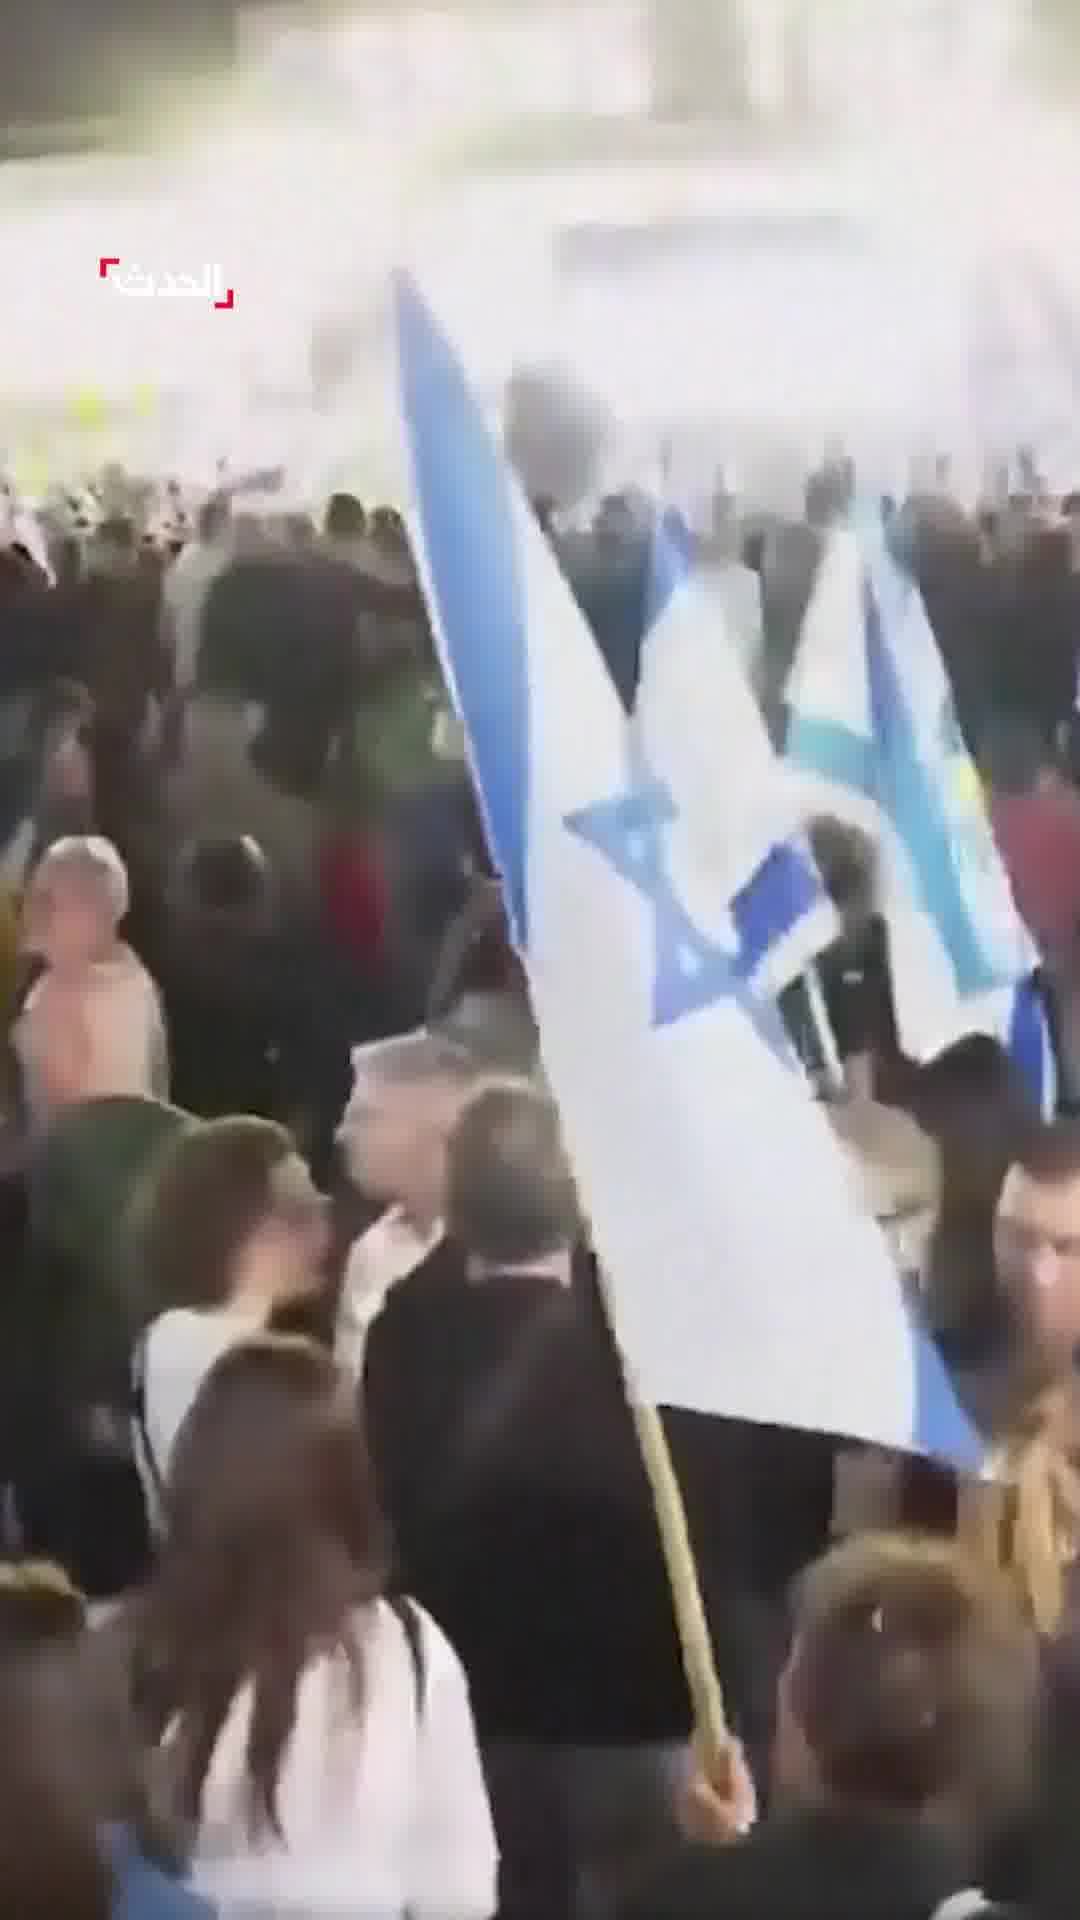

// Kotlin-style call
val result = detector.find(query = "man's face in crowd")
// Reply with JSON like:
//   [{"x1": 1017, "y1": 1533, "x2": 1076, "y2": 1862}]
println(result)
[
  {"x1": 22, "y1": 864, "x2": 110, "y2": 971},
  {"x1": 995, "y1": 1164, "x2": 1080, "y2": 1372},
  {"x1": 336, "y1": 1057, "x2": 467, "y2": 1211}
]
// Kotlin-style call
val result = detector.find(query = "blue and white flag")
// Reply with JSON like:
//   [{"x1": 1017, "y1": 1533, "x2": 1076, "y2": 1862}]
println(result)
[
  {"x1": 785, "y1": 518, "x2": 1055, "y2": 1108},
  {"x1": 1008, "y1": 971, "x2": 1057, "y2": 1123},
  {"x1": 636, "y1": 518, "x2": 837, "y2": 998},
  {"x1": 396, "y1": 272, "x2": 981, "y2": 1467}
]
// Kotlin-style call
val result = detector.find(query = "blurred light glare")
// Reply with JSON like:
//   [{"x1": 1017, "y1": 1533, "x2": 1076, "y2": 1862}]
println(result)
[{"x1": 4, "y1": 0, "x2": 1080, "y2": 500}]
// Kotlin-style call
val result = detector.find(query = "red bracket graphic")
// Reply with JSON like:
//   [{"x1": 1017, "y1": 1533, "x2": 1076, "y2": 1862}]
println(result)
[
  {"x1": 213, "y1": 287, "x2": 235, "y2": 310},
  {"x1": 99, "y1": 256, "x2": 120, "y2": 279}
]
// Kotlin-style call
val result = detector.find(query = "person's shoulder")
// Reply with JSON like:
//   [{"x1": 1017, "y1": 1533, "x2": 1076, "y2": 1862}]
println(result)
[
  {"x1": 144, "y1": 1304, "x2": 201, "y2": 1340},
  {"x1": 366, "y1": 1596, "x2": 474, "y2": 1724},
  {"x1": 17, "y1": 966, "x2": 50, "y2": 1019},
  {"x1": 144, "y1": 1306, "x2": 229, "y2": 1368},
  {"x1": 371, "y1": 1593, "x2": 460, "y2": 1672},
  {"x1": 112, "y1": 941, "x2": 160, "y2": 986},
  {"x1": 368, "y1": 1237, "x2": 468, "y2": 1333},
  {"x1": 620, "y1": 1824, "x2": 777, "y2": 1920},
  {"x1": 94, "y1": 945, "x2": 164, "y2": 1014},
  {"x1": 361, "y1": 1240, "x2": 472, "y2": 1404},
  {"x1": 622, "y1": 1807, "x2": 957, "y2": 1920}
]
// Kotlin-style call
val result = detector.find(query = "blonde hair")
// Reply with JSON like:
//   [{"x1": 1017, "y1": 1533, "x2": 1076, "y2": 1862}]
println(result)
[{"x1": 960, "y1": 1381, "x2": 1080, "y2": 1636}]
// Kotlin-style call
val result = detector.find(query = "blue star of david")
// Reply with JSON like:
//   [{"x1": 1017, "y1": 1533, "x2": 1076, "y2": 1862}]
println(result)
[{"x1": 564, "y1": 732, "x2": 795, "y2": 1064}]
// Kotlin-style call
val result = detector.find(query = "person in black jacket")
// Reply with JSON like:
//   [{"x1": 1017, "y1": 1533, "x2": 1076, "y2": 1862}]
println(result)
[
  {"x1": 363, "y1": 1079, "x2": 694, "y2": 1920},
  {"x1": 362, "y1": 1076, "x2": 837, "y2": 1920},
  {"x1": 621, "y1": 1532, "x2": 1039, "y2": 1920}
]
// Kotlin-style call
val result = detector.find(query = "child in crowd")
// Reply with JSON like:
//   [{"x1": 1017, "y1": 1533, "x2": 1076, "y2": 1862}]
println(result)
[{"x1": 14, "y1": 836, "x2": 168, "y2": 1136}]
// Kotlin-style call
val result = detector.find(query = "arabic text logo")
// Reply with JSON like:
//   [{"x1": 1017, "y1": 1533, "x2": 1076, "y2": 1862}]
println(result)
[{"x1": 98, "y1": 257, "x2": 235, "y2": 310}]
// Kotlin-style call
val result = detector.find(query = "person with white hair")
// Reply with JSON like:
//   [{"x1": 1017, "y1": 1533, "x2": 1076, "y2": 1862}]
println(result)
[
  {"x1": 333, "y1": 1027, "x2": 480, "y2": 1382},
  {"x1": 13, "y1": 836, "x2": 168, "y2": 1136}
]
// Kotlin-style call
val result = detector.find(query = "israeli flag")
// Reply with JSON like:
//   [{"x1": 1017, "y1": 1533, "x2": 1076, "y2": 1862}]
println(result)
[
  {"x1": 1008, "y1": 972, "x2": 1057, "y2": 1124},
  {"x1": 396, "y1": 272, "x2": 981, "y2": 1468},
  {"x1": 785, "y1": 519, "x2": 1055, "y2": 1110},
  {"x1": 637, "y1": 515, "x2": 837, "y2": 998}
]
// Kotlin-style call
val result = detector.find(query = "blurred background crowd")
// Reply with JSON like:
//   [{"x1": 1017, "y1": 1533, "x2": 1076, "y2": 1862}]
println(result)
[{"x1": 5, "y1": 5, "x2": 1080, "y2": 1920}]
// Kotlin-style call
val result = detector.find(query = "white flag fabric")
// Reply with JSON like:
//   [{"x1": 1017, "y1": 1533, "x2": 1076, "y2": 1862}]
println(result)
[
  {"x1": 785, "y1": 519, "x2": 1055, "y2": 1111},
  {"x1": 395, "y1": 273, "x2": 982, "y2": 1467},
  {"x1": 636, "y1": 520, "x2": 837, "y2": 999}
]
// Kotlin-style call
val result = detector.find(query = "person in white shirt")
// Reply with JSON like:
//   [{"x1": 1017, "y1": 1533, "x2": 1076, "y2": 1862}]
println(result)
[
  {"x1": 130, "y1": 1117, "x2": 331, "y2": 1531},
  {"x1": 136, "y1": 1335, "x2": 497, "y2": 1920},
  {"x1": 333, "y1": 985, "x2": 543, "y2": 1385},
  {"x1": 14, "y1": 835, "x2": 168, "y2": 1137},
  {"x1": 161, "y1": 496, "x2": 233, "y2": 695},
  {"x1": 332, "y1": 1028, "x2": 479, "y2": 1383}
]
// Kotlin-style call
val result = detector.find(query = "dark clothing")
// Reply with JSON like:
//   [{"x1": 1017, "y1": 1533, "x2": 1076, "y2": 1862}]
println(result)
[
  {"x1": 759, "y1": 520, "x2": 824, "y2": 746},
  {"x1": 199, "y1": 551, "x2": 424, "y2": 781},
  {"x1": 557, "y1": 531, "x2": 651, "y2": 715},
  {"x1": 198, "y1": 554, "x2": 356, "y2": 771},
  {"x1": 1030, "y1": 1657, "x2": 1080, "y2": 1920},
  {"x1": 382, "y1": 771, "x2": 482, "y2": 1024},
  {"x1": 620, "y1": 1804, "x2": 979, "y2": 1920},
  {"x1": 362, "y1": 1242, "x2": 833, "y2": 1760},
  {"x1": 815, "y1": 917, "x2": 899, "y2": 1066},
  {"x1": 483, "y1": 1739, "x2": 682, "y2": 1920},
  {"x1": 918, "y1": 558, "x2": 998, "y2": 752},
  {"x1": 45, "y1": 576, "x2": 169, "y2": 733},
  {"x1": 364, "y1": 1248, "x2": 691, "y2": 1747},
  {"x1": 990, "y1": 574, "x2": 1080, "y2": 751}
]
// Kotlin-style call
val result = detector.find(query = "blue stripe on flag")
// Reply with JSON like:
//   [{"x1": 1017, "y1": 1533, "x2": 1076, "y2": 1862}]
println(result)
[
  {"x1": 731, "y1": 841, "x2": 824, "y2": 980},
  {"x1": 862, "y1": 577, "x2": 999, "y2": 997},
  {"x1": 1009, "y1": 974, "x2": 1053, "y2": 1118},
  {"x1": 645, "y1": 509, "x2": 696, "y2": 632},
  {"x1": 395, "y1": 272, "x2": 531, "y2": 946},
  {"x1": 911, "y1": 1311, "x2": 983, "y2": 1468},
  {"x1": 397, "y1": 284, "x2": 987, "y2": 1473},
  {"x1": 784, "y1": 711, "x2": 878, "y2": 800}
]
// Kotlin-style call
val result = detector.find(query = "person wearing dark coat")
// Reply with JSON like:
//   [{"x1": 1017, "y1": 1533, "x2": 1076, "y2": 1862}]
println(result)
[
  {"x1": 362, "y1": 1080, "x2": 690, "y2": 1920},
  {"x1": 620, "y1": 1533, "x2": 1039, "y2": 1920},
  {"x1": 361, "y1": 1079, "x2": 834, "y2": 1920},
  {"x1": 990, "y1": 527, "x2": 1080, "y2": 755}
]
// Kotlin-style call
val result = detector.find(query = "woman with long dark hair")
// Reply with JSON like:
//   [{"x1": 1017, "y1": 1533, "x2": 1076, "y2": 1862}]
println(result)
[{"x1": 135, "y1": 1337, "x2": 496, "y2": 1919}]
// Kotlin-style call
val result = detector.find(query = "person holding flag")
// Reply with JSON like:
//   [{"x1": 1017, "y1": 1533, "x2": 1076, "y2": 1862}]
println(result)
[
  {"x1": 784, "y1": 511, "x2": 1057, "y2": 1118},
  {"x1": 396, "y1": 270, "x2": 979, "y2": 1463},
  {"x1": 395, "y1": 247, "x2": 989, "y2": 1630},
  {"x1": 633, "y1": 510, "x2": 838, "y2": 1016}
]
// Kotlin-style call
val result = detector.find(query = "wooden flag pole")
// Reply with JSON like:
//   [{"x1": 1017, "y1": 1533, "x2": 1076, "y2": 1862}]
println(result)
[
  {"x1": 592, "y1": 1260, "x2": 731, "y2": 1780},
  {"x1": 430, "y1": 850, "x2": 733, "y2": 1772}
]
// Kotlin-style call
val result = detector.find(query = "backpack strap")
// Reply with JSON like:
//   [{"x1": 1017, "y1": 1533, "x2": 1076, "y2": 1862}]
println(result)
[
  {"x1": 389, "y1": 1594, "x2": 426, "y2": 1721},
  {"x1": 130, "y1": 1332, "x2": 166, "y2": 1527}
]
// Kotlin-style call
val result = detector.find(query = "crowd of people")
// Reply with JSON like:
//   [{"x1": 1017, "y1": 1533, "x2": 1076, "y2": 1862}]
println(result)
[{"x1": 3, "y1": 440, "x2": 1080, "y2": 1920}]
